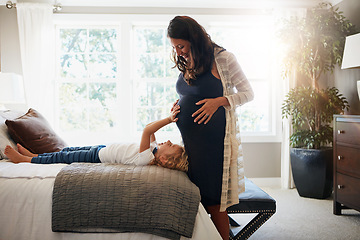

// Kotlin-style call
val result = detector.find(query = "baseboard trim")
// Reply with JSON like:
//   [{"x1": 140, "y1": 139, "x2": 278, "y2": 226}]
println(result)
[{"x1": 248, "y1": 177, "x2": 281, "y2": 188}]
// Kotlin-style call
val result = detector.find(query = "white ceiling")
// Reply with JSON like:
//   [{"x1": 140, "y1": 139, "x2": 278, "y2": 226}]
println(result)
[
  {"x1": 59, "y1": 0, "x2": 321, "y2": 8},
  {"x1": 0, "y1": 0, "x2": 343, "y2": 9}
]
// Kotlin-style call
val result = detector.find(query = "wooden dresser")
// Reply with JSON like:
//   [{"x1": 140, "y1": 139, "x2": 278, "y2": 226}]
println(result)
[{"x1": 333, "y1": 115, "x2": 360, "y2": 215}]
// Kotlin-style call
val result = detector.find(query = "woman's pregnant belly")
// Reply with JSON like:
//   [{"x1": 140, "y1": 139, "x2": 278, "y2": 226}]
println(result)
[{"x1": 176, "y1": 95, "x2": 226, "y2": 141}]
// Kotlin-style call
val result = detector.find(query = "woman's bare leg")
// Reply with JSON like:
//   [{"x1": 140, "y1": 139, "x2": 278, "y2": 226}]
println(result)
[
  {"x1": 206, "y1": 205, "x2": 229, "y2": 240},
  {"x1": 4, "y1": 145, "x2": 32, "y2": 163},
  {"x1": 17, "y1": 143, "x2": 38, "y2": 157}
]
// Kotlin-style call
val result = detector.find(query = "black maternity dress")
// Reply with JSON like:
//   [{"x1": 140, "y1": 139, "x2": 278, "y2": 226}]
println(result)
[{"x1": 176, "y1": 70, "x2": 226, "y2": 207}]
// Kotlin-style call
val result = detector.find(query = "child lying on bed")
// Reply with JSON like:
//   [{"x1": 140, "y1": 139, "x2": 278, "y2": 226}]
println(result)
[{"x1": 4, "y1": 105, "x2": 188, "y2": 172}]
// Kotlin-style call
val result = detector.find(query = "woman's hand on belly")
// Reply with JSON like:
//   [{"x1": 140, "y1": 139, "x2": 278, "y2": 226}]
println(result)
[{"x1": 192, "y1": 97, "x2": 229, "y2": 124}]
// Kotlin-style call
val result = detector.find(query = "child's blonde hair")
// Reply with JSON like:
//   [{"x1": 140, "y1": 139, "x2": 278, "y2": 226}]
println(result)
[{"x1": 151, "y1": 146, "x2": 188, "y2": 172}]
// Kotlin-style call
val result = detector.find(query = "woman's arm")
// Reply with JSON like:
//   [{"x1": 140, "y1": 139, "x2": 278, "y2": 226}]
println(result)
[
  {"x1": 222, "y1": 51, "x2": 254, "y2": 109},
  {"x1": 139, "y1": 105, "x2": 180, "y2": 153}
]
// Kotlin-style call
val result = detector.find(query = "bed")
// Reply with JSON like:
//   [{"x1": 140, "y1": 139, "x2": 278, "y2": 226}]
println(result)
[{"x1": 0, "y1": 109, "x2": 221, "y2": 240}]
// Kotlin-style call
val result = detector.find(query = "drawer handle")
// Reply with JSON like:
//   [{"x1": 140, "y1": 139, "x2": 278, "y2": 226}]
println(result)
[
  {"x1": 337, "y1": 130, "x2": 345, "y2": 134},
  {"x1": 337, "y1": 156, "x2": 344, "y2": 161},
  {"x1": 337, "y1": 185, "x2": 344, "y2": 189}
]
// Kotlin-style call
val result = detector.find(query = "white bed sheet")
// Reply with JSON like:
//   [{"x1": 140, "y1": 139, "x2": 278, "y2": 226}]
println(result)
[{"x1": 0, "y1": 160, "x2": 221, "y2": 240}]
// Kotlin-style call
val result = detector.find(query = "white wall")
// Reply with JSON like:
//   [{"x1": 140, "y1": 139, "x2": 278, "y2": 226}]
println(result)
[
  {"x1": 335, "y1": 0, "x2": 360, "y2": 115},
  {"x1": 0, "y1": 7, "x2": 22, "y2": 74}
]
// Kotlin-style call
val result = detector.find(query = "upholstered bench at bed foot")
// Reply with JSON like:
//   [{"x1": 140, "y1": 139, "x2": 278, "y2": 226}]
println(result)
[{"x1": 227, "y1": 177, "x2": 276, "y2": 240}]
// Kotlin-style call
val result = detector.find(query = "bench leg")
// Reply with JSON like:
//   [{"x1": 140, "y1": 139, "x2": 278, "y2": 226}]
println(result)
[
  {"x1": 229, "y1": 216, "x2": 240, "y2": 227},
  {"x1": 229, "y1": 212, "x2": 275, "y2": 240}
]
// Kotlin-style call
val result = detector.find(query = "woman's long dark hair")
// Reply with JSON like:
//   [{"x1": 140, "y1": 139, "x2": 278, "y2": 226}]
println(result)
[{"x1": 167, "y1": 16, "x2": 221, "y2": 85}]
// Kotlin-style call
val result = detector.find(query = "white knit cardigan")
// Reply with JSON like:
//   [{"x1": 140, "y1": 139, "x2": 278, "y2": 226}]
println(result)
[{"x1": 213, "y1": 47, "x2": 254, "y2": 211}]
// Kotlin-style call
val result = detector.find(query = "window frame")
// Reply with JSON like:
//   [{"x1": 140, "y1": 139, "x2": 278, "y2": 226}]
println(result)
[{"x1": 53, "y1": 14, "x2": 282, "y2": 145}]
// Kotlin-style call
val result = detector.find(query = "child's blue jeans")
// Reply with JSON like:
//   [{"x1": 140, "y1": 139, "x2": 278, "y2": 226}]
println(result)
[{"x1": 31, "y1": 145, "x2": 106, "y2": 164}]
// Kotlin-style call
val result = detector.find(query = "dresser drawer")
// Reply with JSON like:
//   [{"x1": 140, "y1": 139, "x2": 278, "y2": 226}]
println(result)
[
  {"x1": 336, "y1": 121, "x2": 360, "y2": 145},
  {"x1": 336, "y1": 173, "x2": 360, "y2": 209},
  {"x1": 336, "y1": 145, "x2": 360, "y2": 177}
]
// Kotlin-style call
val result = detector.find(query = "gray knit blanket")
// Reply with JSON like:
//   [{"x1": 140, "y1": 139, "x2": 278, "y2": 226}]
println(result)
[{"x1": 52, "y1": 163, "x2": 200, "y2": 240}]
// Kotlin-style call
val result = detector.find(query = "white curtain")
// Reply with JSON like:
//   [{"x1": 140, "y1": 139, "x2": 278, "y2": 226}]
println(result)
[
  {"x1": 275, "y1": 8, "x2": 307, "y2": 189},
  {"x1": 280, "y1": 71, "x2": 296, "y2": 189},
  {"x1": 16, "y1": 3, "x2": 54, "y2": 122}
]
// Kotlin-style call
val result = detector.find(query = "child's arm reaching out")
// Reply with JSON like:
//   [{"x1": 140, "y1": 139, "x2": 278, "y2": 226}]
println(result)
[{"x1": 139, "y1": 105, "x2": 180, "y2": 153}]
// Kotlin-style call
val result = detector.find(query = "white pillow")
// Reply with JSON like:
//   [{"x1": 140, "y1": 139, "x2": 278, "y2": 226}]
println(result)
[
  {"x1": 0, "y1": 124, "x2": 17, "y2": 159},
  {"x1": 0, "y1": 110, "x2": 24, "y2": 159}
]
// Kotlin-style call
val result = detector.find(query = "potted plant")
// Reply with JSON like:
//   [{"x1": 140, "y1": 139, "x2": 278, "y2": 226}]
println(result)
[{"x1": 279, "y1": 2, "x2": 356, "y2": 198}]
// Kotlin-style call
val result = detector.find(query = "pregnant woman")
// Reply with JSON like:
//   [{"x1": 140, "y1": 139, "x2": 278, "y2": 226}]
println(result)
[{"x1": 167, "y1": 16, "x2": 254, "y2": 239}]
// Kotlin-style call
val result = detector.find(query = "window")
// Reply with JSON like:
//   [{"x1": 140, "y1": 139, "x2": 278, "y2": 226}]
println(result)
[
  {"x1": 55, "y1": 25, "x2": 122, "y2": 145},
  {"x1": 54, "y1": 14, "x2": 281, "y2": 145},
  {"x1": 132, "y1": 26, "x2": 180, "y2": 135},
  {"x1": 207, "y1": 15, "x2": 280, "y2": 141}
]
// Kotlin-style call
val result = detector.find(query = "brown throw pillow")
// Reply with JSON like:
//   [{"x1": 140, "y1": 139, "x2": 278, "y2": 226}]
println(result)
[{"x1": 5, "y1": 108, "x2": 67, "y2": 154}]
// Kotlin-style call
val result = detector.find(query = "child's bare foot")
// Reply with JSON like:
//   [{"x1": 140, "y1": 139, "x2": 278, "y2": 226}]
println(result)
[
  {"x1": 17, "y1": 143, "x2": 38, "y2": 157},
  {"x1": 4, "y1": 145, "x2": 32, "y2": 163}
]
